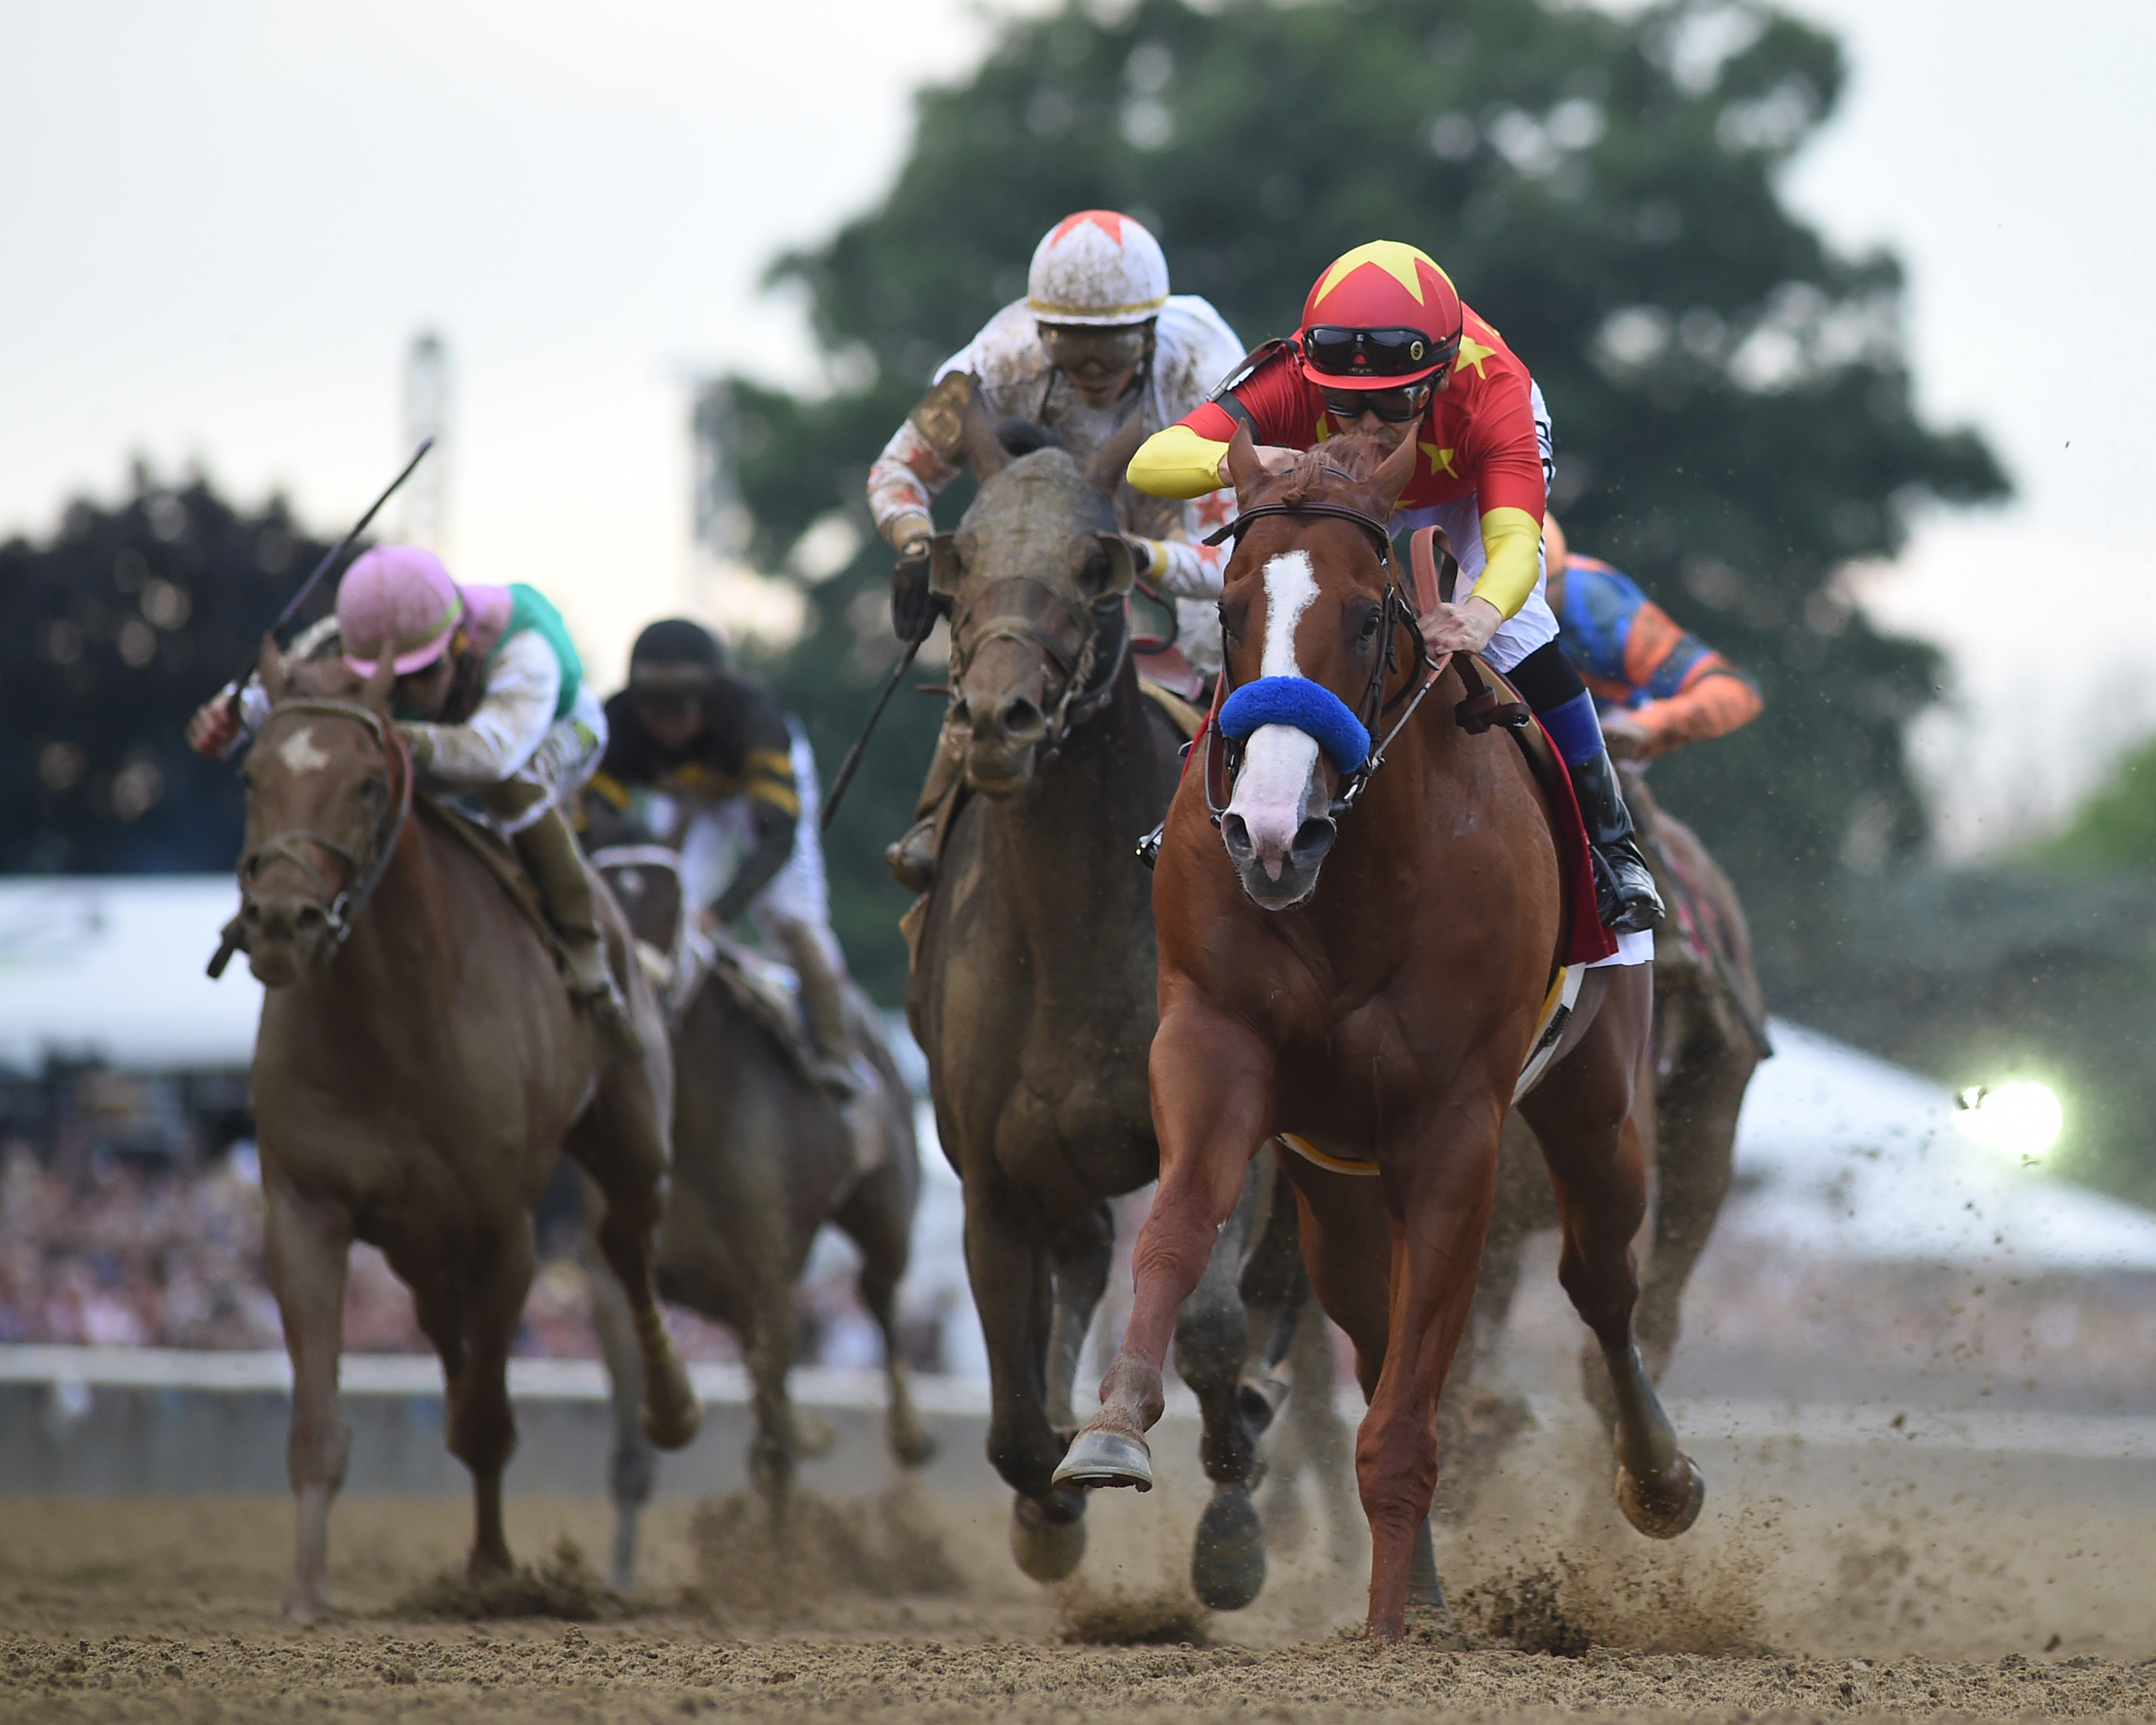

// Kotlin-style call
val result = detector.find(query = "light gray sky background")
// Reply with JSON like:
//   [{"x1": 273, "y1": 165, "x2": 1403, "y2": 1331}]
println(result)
[{"x1": 3, "y1": 0, "x2": 2148, "y2": 855}]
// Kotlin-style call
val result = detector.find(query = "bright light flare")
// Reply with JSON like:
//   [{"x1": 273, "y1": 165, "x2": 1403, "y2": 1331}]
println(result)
[{"x1": 1955, "y1": 1081, "x2": 2063, "y2": 1159}]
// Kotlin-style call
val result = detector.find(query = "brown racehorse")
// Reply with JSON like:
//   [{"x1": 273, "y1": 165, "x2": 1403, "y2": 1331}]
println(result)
[
  {"x1": 587, "y1": 840, "x2": 936, "y2": 1588},
  {"x1": 1056, "y1": 429, "x2": 1704, "y2": 1641},
  {"x1": 231, "y1": 642, "x2": 700, "y2": 1620}
]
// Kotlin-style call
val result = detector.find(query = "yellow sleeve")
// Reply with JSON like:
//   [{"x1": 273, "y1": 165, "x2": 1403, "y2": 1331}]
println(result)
[
  {"x1": 1128, "y1": 424, "x2": 1232, "y2": 500},
  {"x1": 1468, "y1": 507, "x2": 1544, "y2": 620}
]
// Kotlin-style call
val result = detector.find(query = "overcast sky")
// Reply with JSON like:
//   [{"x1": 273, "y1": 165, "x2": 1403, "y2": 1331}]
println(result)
[{"x1": 3, "y1": 0, "x2": 2148, "y2": 854}]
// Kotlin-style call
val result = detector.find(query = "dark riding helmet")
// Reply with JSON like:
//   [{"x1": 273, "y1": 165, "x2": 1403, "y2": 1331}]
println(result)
[{"x1": 627, "y1": 618, "x2": 727, "y2": 694}]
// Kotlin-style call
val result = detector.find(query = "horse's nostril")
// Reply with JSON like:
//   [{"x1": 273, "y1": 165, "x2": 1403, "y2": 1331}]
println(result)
[
  {"x1": 1291, "y1": 817, "x2": 1338, "y2": 865},
  {"x1": 294, "y1": 904, "x2": 327, "y2": 929},
  {"x1": 999, "y1": 696, "x2": 1042, "y2": 737},
  {"x1": 1221, "y1": 814, "x2": 1253, "y2": 861}
]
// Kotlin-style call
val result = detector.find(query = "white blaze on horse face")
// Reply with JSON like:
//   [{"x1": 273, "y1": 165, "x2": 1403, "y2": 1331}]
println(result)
[
  {"x1": 277, "y1": 725, "x2": 331, "y2": 776},
  {"x1": 1227, "y1": 551, "x2": 1325, "y2": 878},
  {"x1": 1259, "y1": 550, "x2": 1318, "y2": 678}
]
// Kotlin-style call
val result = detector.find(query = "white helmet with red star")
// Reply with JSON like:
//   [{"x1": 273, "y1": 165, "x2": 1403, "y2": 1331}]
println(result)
[{"x1": 1026, "y1": 211, "x2": 1171, "y2": 327}]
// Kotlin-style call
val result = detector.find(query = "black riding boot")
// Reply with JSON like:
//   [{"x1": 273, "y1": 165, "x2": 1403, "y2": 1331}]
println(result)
[{"x1": 1566, "y1": 750, "x2": 1664, "y2": 934}]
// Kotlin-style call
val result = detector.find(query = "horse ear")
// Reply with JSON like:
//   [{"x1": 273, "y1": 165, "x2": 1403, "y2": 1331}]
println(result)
[
  {"x1": 1373, "y1": 423, "x2": 1422, "y2": 510},
  {"x1": 1092, "y1": 532, "x2": 1139, "y2": 597},
  {"x1": 258, "y1": 633, "x2": 290, "y2": 703},
  {"x1": 926, "y1": 532, "x2": 963, "y2": 602},
  {"x1": 1222, "y1": 422, "x2": 1264, "y2": 496},
  {"x1": 958, "y1": 376, "x2": 1013, "y2": 483},
  {"x1": 360, "y1": 644, "x2": 397, "y2": 712},
  {"x1": 1082, "y1": 410, "x2": 1148, "y2": 497}
]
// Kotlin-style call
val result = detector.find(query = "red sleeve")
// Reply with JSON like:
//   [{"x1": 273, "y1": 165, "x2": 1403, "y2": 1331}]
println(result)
[
  {"x1": 1459, "y1": 372, "x2": 1546, "y2": 521},
  {"x1": 1178, "y1": 351, "x2": 1318, "y2": 449}
]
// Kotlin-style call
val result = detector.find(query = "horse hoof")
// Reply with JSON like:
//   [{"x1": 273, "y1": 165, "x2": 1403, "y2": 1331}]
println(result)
[
  {"x1": 795, "y1": 1412, "x2": 837, "y2": 1460},
  {"x1": 1616, "y1": 1453, "x2": 1705, "y2": 1538},
  {"x1": 1010, "y1": 1491, "x2": 1088, "y2": 1582},
  {"x1": 891, "y1": 1425, "x2": 939, "y2": 1471},
  {"x1": 640, "y1": 1358, "x2": 703, "y2": 1452},
  {"x1": 1053, "y1": 1426, "x2": 1153, "y2": 1491},
  {"x1": 1190, "y1": 1483, "x2": 1266, "y2": 1611}
]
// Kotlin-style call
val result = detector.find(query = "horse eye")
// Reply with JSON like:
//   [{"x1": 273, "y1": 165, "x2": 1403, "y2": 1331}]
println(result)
[
  {"x1": 359, "y1": 775, "x2": 386, "y2": 800},
  {"x1": 1359, "y1": 609, "x2": 1381, "y2": 640}
]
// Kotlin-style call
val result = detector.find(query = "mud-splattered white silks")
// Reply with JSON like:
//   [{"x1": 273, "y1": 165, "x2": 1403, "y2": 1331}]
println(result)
[{"x1": 1224, "y1": 551, "x2": 1327, "y2": 880}]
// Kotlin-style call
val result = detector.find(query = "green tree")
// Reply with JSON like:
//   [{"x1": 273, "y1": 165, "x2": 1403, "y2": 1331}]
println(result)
[{"x1": 729, "y1": 0, "x2": 2007, "y2": 1005}]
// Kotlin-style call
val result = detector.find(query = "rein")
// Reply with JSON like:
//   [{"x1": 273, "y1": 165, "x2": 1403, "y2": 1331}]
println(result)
[
  {"x1": 946, "y1": 573, "x2": 1130, "y2": 766},
  {"x1": 218, "y1": 699, "x2": 415, "y2": 972}
]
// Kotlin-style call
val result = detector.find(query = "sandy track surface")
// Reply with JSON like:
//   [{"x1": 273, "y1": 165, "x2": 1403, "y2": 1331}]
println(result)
[{"x1": 9, "y1": 1396, "x2": 2156, "y2": 1725}]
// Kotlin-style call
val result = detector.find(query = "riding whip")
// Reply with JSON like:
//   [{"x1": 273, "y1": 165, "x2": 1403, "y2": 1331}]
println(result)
[
  {"x1": 220, "y1": 436, "x2": 436, "y2": 712},
  {"x1": 819, "y1": 617, "x2": 932, "y2": 833}
]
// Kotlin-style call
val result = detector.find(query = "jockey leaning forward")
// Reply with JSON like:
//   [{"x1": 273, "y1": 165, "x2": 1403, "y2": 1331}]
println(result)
[
  {"x1": 1542, "y1": 516, "x2": 1762, "y2": 761},
  {"x1": 867, "y1": 208, "x2": 1246, "y2": 892},
  {"x1": 1128, "y1": 240, "x2": 1662, "y2": 933},
  {"x1": 185, "y1": 545, "x2": 635, "y2": 1047},
  {"x1": 586, "y1": 619, "x2": 863, "y2": 1097}
]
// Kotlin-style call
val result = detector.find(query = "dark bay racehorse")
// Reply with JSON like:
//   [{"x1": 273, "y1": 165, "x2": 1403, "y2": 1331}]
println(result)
[
  {"x1": 588, "y1": 843, "x2": 935, "y2": 1587},
  {"x1": 231, "y1": 643, "x2": 699, "y2": 1620},
  {"x1": 908, "y1": 402, "x2": 1287, "y2": 1607},
  {"x1": 1059, "y1": 429, "x2": 1704, "y2": 1641}
]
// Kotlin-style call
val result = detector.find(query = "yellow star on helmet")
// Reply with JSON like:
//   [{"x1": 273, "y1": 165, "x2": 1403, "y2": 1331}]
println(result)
[
  {"x1": 1418, "y1": 443, "x2": 1459, "y2": 477},
  {"x1": 1316, "y1": 241, "x2": 1447, "y2": 308}
]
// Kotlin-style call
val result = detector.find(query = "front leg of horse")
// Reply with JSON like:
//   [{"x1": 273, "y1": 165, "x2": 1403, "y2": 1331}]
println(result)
[
  {"x1": 448, "y1": 1223, "x2": 544, "y2": 1576},
  {"x1": 1176, "y1": 1164, "x2": 1269, "y2": 1609},
  {"x1": 263, "y1": 1178, "x2": 354, "y2": 1622},
  {"x1": 964, "y1": 1181, "x2": 1087, "y2": 1581},
  {"x1": 1059, "y1": 1013, "x2": 1268, "y2": 1495}
]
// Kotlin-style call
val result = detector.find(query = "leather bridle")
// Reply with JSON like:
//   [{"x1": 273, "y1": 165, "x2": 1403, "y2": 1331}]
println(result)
[
  {"x1": 234, "y1": 699, "x2": 414, "y2": 950},
  {"x1": 1199, "y1": 499, "x2": 1445, "y2": 823},
  {"x1": 944, "y1": 572, "x2": 1130, "y2": 768}
]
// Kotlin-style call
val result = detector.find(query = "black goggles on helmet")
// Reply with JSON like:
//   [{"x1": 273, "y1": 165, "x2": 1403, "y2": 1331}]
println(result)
[
  {"x1": 1321, "y1": 384, "x2": 1434, "y2": 425},
  {"x1": 1300, "y1": 324, "x2": 1460, "y2": 379},
  {"x1": 1038, "y1": 322, "x2": 1153, "y2": 372}
]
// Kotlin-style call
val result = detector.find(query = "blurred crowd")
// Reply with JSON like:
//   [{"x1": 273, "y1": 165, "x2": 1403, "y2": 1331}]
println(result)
[{"x1": 0, "y1": 1143, "x2": 946, "y2": 1369}]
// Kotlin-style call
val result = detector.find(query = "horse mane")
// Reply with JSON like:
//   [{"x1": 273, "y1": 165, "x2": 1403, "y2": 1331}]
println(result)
[{"x1": 1237, "y1": 430, "x2": 1401, "y2": 528}]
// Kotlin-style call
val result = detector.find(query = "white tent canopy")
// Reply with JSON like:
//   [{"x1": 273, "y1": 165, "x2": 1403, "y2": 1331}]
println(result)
[
  {"x1": 1730, "y1": 1019, "x2": 2156, "y2": 1274},
  {"x1": 0, "y1": 877, "x2": 259, "y2": 1073}
]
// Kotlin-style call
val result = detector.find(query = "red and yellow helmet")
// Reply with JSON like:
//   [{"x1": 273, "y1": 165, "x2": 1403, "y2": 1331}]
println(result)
[{"x1": 1297, "y1": 241, "x2": 1463, "y2": 391}]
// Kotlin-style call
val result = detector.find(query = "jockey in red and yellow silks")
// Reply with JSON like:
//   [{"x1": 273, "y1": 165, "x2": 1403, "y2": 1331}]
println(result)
[{"x1": 1129, "y1": 240, "x2": 1664, "y2": 936}]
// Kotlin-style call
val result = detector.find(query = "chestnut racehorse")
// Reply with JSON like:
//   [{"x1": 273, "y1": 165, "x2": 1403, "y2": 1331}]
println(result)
[
  {"x1": 229, "y1": 643, "x2": 700, "y2": 1619},
  {"x1": 1056, "y1": 429, "x2": 1705, "y2": 1641}
]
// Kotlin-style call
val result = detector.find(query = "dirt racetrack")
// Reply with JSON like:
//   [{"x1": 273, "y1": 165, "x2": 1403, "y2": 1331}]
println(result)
[{"x1": 7, "y1": 1397, "x2": 2156, "y2": 1725}]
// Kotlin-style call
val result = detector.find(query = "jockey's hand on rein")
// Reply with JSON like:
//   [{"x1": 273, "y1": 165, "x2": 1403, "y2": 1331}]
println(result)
[
  {"x1": 186, "y1": 694, "x2": 241, "y2": 759},
  {"x1": 890, "y1": 538, "x2": 947, "y2": 645},
  {"x1": 1419, "y1": 594, "x2": 1503, "y2": 660}
]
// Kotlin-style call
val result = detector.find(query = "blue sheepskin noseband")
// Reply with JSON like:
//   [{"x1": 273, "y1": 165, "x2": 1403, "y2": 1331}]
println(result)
[{"x1": 1217, "y1": 677, "x2": 1370, "y2": 773}]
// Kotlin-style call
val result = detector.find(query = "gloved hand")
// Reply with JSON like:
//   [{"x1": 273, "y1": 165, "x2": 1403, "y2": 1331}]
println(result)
[
  {"x1": 1123, "y1": 537, "x2": 1167, "y2": 584},
  {"x1": 890, "y1": 537, "x2": 945, "y2": 644},
  {"x1": 186, "y1": 691, "x2": 244, "y2": 758}
]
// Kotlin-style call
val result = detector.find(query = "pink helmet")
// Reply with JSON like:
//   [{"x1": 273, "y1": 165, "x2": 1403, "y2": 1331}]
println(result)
[{"x1": 337, "y1": 545, "x2": 463, "y2": 676}]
